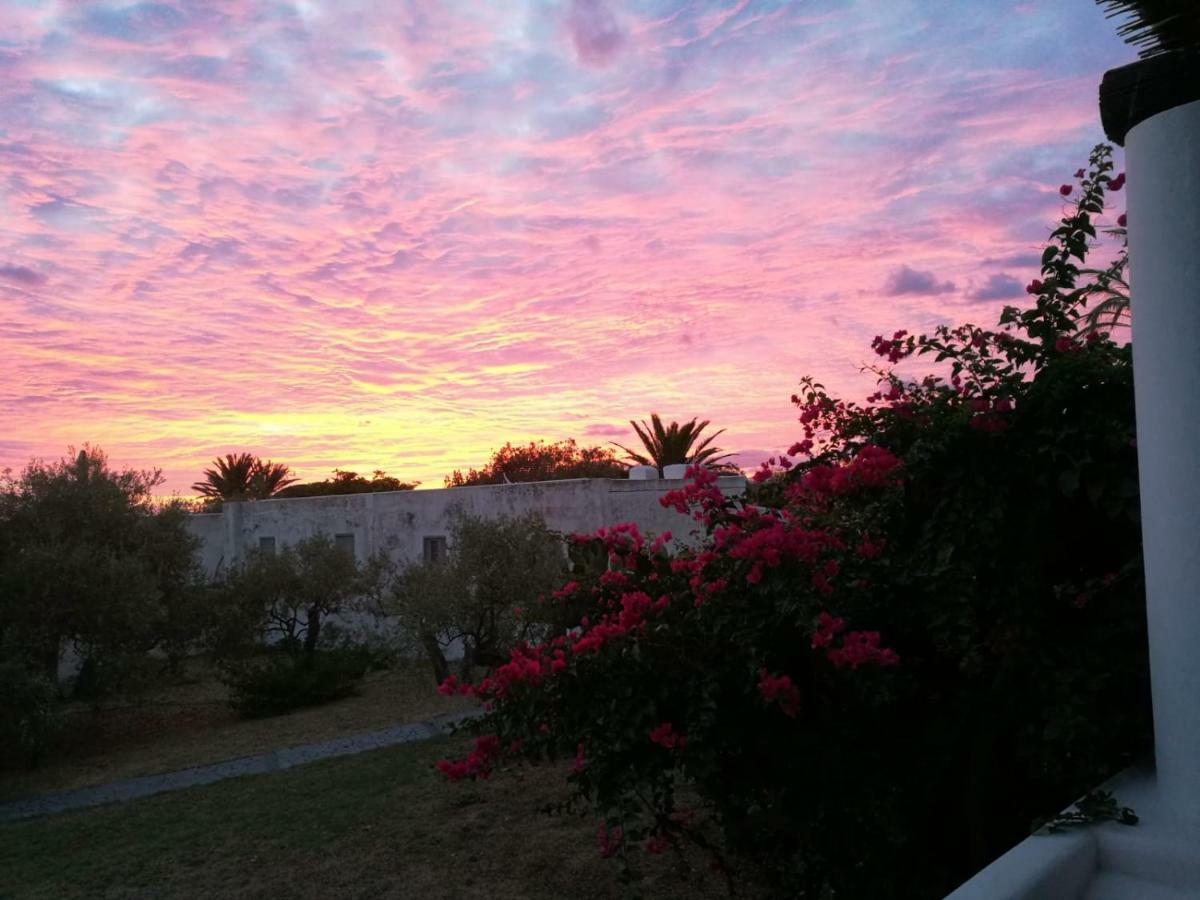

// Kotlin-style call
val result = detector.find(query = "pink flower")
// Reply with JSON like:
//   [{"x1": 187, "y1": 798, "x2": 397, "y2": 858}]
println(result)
[
  {"x1": 645, "y1": 834, "x2": 671, "y2": 854},
  {"x1": 1074, "y1": 168, "x2": 1085, "y2": 178},
  {"x1": 857, "y1": 534, "x2": 885, "y2": 559},
  {"x1": 1059, "y1": 184, "x2": 1072, "y2": 196},
  {"x1": 649, "y1": 722, "x2": 685, "y2": 749},
  {"x1": 553, "y1": 581, "x2": 579, "y2": 599},
  {"x1": 1109, "y1": 172, "x2": 1125, "y2": 191},
  {"x1": 1026, "y1": 279, "x2": 1044, "y2": 295},
  {"x1": 811, "y1": 611, "x2": 846, "y2": 648},
  {"x1": 1055, "y1": 336, "x2": 1079, "y2": 353},
  {"x1": 437, "y1": 675, "x2": 458, "y2": 696},
  {"x1": 757, "y1": 669, "x2": 801, "y2": 718},
  {"x1": 597, "y1": 822, "x2": 624, "y2": 859},
  {"x1": 1117, "y1": 213, "x2": 1127, "y2": 228},
  {"x1": 788, "y1": 439, "x2": 813, "y2": 457},
  {"x1": 827, "y1": 631, "x2": 901, "y2": 670}
]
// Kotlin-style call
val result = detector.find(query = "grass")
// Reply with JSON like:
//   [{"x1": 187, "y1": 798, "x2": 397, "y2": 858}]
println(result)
[
  {"x1": 0, "y1": 659, "x2": 474, "y2": 802},
  {"x1": 0, "y1": 733, "x2": 733, "y2": 900}
]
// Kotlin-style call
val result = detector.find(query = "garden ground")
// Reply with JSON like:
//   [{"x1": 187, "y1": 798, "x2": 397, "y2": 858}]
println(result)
[
  {"x1": 0, "y1": 659, "x2": 473, "y2": 802},
  {"x1": 0, "y1": 733, "x2": 733, "y2": 900}
]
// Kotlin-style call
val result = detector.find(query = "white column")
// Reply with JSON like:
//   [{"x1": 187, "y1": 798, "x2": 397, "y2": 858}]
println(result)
[
  {"x1": 1126, "y1": 98, "x2": 1200, "y2": 824},
  {"x1": 222, "y1": 499, "x2": 244, "y2": 569}
]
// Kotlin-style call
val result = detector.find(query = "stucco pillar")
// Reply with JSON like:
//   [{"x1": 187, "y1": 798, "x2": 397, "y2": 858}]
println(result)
[
  {"x1": 222, "y1": 499, "x2": 244, "y2": 569},
  {"x1": 1125, "y1": 97, "x2": 1200, "y2": 824}
]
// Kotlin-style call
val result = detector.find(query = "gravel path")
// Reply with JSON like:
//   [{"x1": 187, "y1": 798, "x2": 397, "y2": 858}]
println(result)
[{"x1": 0, "y1": 708, "x2": 482, "y2": 824}]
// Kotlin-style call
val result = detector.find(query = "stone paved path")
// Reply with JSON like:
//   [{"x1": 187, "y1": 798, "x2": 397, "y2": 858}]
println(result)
[{"x1": 0, "y1": 708, "x2": 482, "y2": 824}]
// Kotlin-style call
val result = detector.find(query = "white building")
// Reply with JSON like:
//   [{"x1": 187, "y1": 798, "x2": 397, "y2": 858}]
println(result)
[{"x1": 186, "y1": 473, "x2": 747, "y2": 578}]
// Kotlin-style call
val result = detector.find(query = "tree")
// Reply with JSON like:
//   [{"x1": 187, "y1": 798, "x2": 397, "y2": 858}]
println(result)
[
  {"x1": 613, "y1": 414, "x2": 735, "y2": 473},
  {"x1": 214, "y1": 536, "x2": 384, "y2": 717},
  {"x1": 387, "y1": 510, "x2": 568, "y2": 683},
  {"x1": 217, "y1": 534, "x2": 372, "y2": 657},
  {"x1": 275, "y1": 469, "x2": 418, "y2": 498},
  {"x1": 191, "y1": 453, "x2": 297, "y2": 502},
  {"x1": 0, "y1": 447, "x2": 202, "y2": 692},
  {"x1": 445, "y1": 439, "x2": 627, "y2": 487}
]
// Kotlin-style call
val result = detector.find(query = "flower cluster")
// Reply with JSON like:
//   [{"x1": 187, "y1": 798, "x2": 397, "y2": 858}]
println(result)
[
  {"x1": 872, "y1": 330, "x2": 913, "y2": 364},
  {"x1": 649, "y1": 722, "x2": 686, "y2": 749},
  {"x1": 594, "y1": 522, "x2": 646, "y2": 568},
  {"x1": 435, "y1": 733, "x2": 503, "y2": 781},
  {"x1": 659, "y1": 465, "x2": 727, "y2": 520},
  {"x1": 597, "y1": 822, "x2": 624, "y2": 859},
  {"x1": 812, "y1": 612, "x2": 899, "y2": 668},
  {"x1": 757, "y1": 670, "x2": 801, "y2": 718},
  {"x1": 790, "y1": 444, "x2": 903, "y2": 500},
  {"x1": 828, "y1": 631, "x2": 900, "y2": 670}
]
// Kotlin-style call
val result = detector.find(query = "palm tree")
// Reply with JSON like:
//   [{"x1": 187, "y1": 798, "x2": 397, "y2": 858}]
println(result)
[
  {"x1": 1078, "y1": 245, "x2": 1130, "y2": 337},
  {"x1": 613, "y1": 414, "x2": 736, "y2": 474},
  {"x1": 249, "y1": 460, "x2": 297, "y2": 498},
  {"x1": 1096, "y1": 1, "x2": 1199, "y2": 58},
  {"x1": 192, "y1": 453, "x2": 296, "y2": 501}
]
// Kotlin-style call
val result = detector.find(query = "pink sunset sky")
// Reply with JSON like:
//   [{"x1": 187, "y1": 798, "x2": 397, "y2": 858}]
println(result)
[{"x1": 0, "y1": 0, "x2": 1133, "y2": 494}]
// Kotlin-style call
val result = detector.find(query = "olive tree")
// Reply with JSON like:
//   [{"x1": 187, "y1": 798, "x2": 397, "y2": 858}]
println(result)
[
  {"x1": 0, "y1": 448, "x2": 201, "y2": 694},
  {"x1": 388, "y1": 509, "x2": 568, "y2": 684}
]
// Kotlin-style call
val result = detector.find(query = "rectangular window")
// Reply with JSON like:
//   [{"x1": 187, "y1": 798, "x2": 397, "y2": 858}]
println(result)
[
  {"x1": 335, "y1": 533, "x2": 356, "y2": 559},
  {"x1": 423, "y1": 536, "x2": 447, "y2": 562},
  {"x1": 258, "y1": 536, "x2": 276, "y2": 555}
]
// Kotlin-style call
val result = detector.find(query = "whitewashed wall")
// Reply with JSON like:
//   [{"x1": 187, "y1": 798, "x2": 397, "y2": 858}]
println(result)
[{"x1": 187, "y1": 476, "x2": 747, "y2": 577}]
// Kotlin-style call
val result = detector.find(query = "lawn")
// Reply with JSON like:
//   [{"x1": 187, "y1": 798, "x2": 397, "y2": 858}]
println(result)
[
  {"x1": 0, "y1": 733, "x2": 732, "y2": 900},
  {"x1": 0, "y1": 659, "x2": 474, "y2": 802}
]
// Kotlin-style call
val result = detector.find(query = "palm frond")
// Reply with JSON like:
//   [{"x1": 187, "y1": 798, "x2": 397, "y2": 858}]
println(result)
[{"x1": 1097, "y1": 1, "x2": 1200, "y2": 58}]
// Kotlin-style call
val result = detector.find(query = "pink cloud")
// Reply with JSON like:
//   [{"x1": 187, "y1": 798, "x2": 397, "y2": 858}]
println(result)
[{"x1": 567, "y1": 0, "x2": 627, "y2": 66}]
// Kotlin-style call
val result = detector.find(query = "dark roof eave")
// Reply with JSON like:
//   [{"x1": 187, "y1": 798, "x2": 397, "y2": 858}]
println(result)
[{"x1": 1100, "y1": 51, "x2": 1200, "y2": 146}]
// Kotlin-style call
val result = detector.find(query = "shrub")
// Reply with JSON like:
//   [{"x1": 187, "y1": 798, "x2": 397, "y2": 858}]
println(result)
[
  {"x1": 223, "y1": 644, "x2": 373, "y2": 718},
  {"x1": 431, "y1": 147, "x2": 1147, "y2": 898},
  {"x1": 0, "y1": 642, "x2": 61, "y2": 767}
]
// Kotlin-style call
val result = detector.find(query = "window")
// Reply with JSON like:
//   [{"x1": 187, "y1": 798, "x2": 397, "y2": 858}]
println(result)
[
  {"x1": 423, "y1": 536, "x2": 447, "y2": 562},
  {"x1": 258, "y1": 536, "x2": 276, "y2": 555},
  {"x1": 335, "y1": 533, "x2": 356, "y2": 559}
]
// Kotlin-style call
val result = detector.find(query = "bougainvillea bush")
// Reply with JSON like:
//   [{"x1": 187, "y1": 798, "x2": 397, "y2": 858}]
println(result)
[{"x1": 433, "y1": 145, "x2": 1150, "y2": 898}]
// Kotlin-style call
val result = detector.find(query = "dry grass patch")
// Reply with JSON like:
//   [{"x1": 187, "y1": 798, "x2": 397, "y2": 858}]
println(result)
[
  {"x1": 0, "y1": 659, "x2": 473, "y2": 802},
  {"x1": 0, "y1": 733, "x2": 740, "y2": 900}
]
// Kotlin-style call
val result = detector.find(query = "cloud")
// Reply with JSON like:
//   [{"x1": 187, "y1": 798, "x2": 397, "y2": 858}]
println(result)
[
  {"x1": 79, "y1": 3, "x2": 188, "y2": 45},
  {"x1": 567, "y1": 0, "x2": 626, "y2": 66},
  {"x1": 971, "y1": 273, "x2": 1024, "y2": 301},
  {"x1": 583, "y1": 423, "x2": 628, "y2": 438},
  {"x1": 0, "y1": 264, "x2": 46, "y2": 286},
  {"x1": 0, "y1": 0, "x2": 1132, "y2": 493},
  {"x1": 982, "y1": 252, "x2": 1041, "y2": 269},
  {"x1": 882, "y1": 265, "x2": 956, "y2": 296}
]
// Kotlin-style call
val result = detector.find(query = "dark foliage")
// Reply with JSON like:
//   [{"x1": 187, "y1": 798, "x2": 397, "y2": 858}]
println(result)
[
  {"x1": 445, "y1": 439, "x2": 628, "y2": 487},
  {"x1": 223, "y1": 644, "x2": 373, "y2": 718},
  {"x1": 274, "y1": 469, "x2": 418, "y2": 498}
]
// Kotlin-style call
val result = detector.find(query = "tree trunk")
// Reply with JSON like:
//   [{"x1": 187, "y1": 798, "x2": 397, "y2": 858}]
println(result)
[
  {"x1": 40, "y1": 633, "x2": 61, "y2": 686},
  {"x1": 420, "y1": 629, "x2": 450, "y2": 685},
  {"x1": 303, "y1": 606, "x2": 322, "y2": 655}
]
